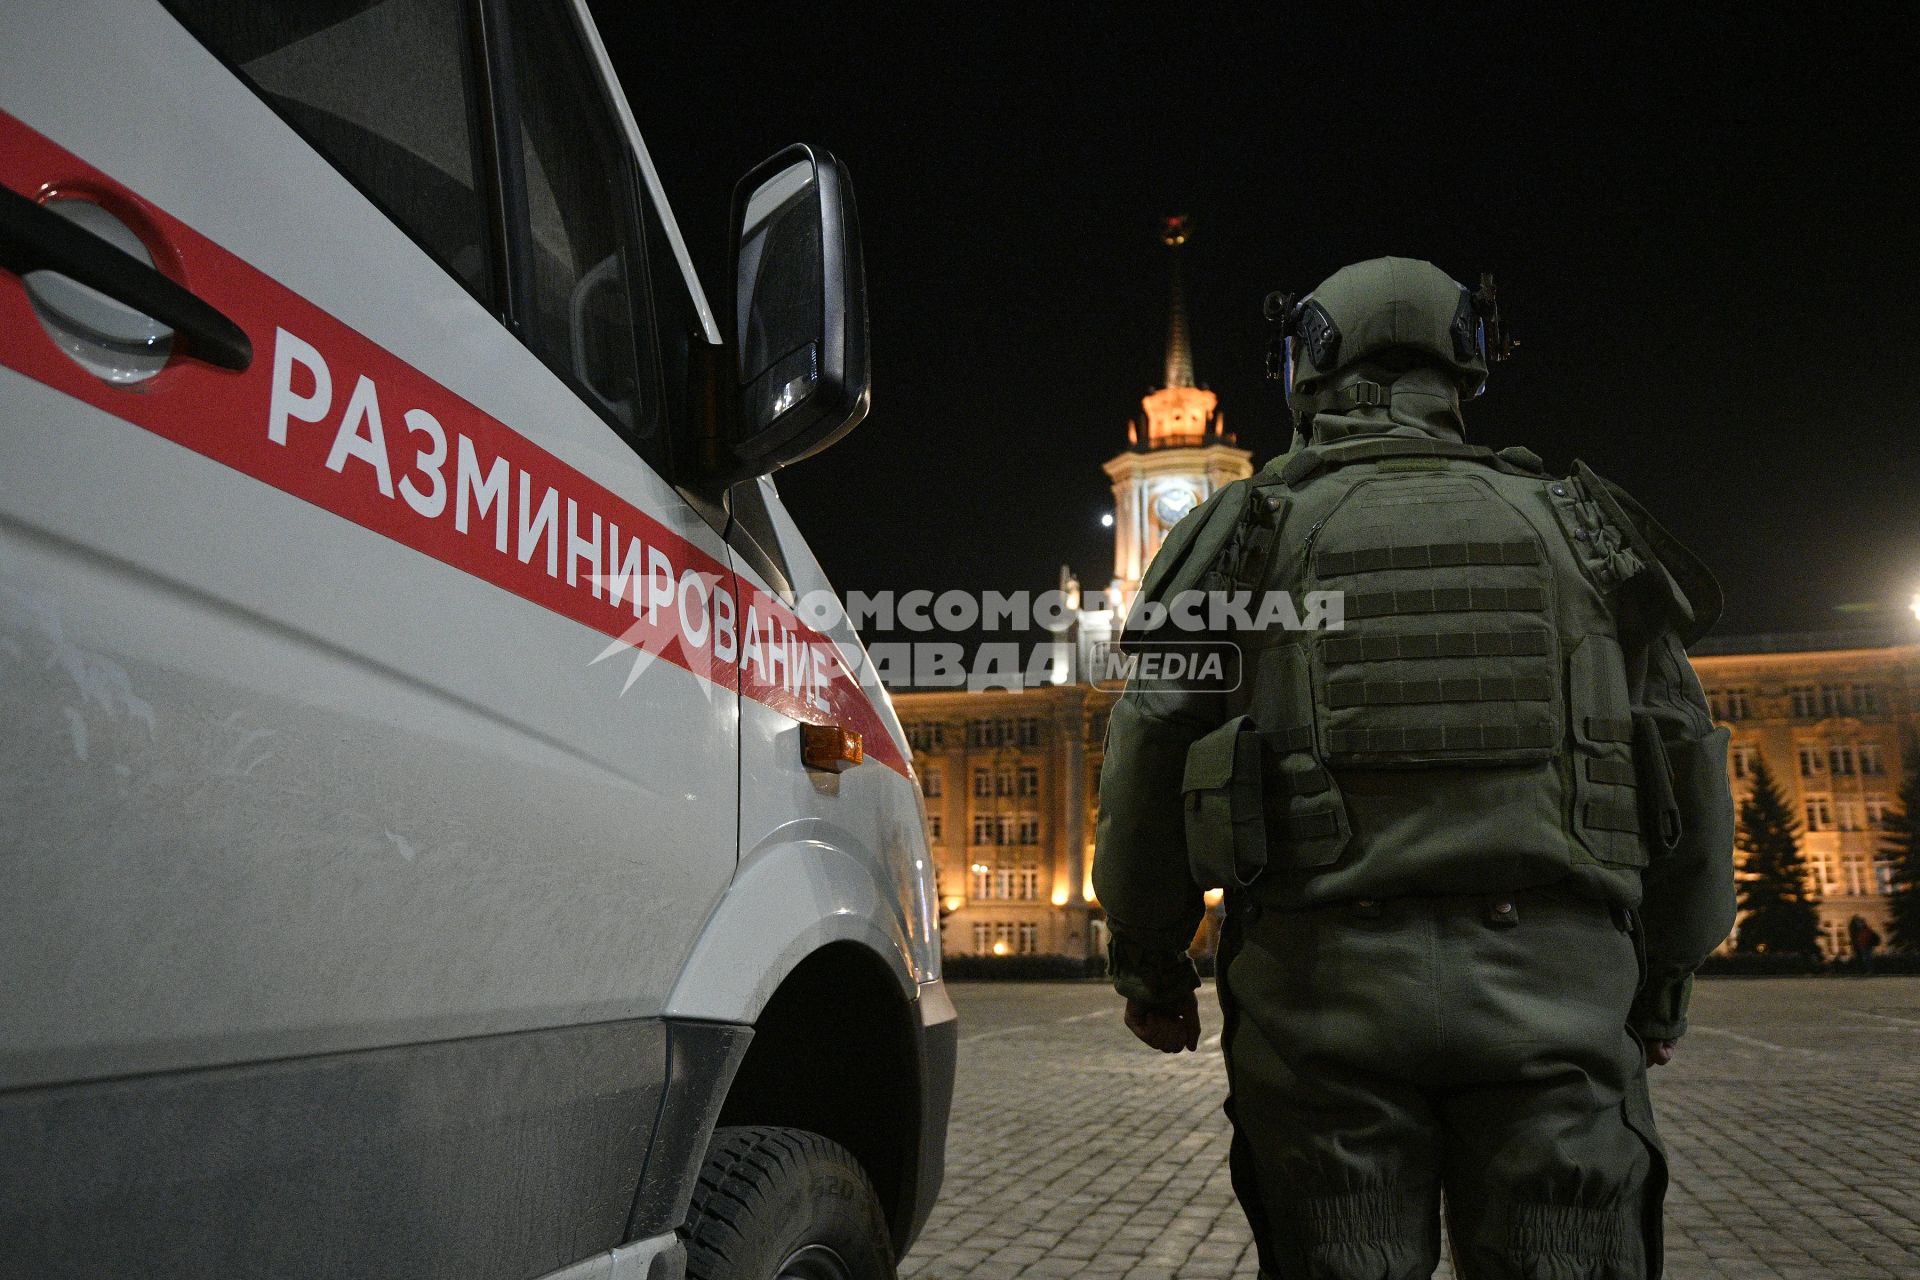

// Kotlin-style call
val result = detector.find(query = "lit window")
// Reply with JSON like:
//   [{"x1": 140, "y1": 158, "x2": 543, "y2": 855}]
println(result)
[
  {"x1": 908, "y1": 722, "x2": 950, "y2": 752},
  {"x1": 1805, "y1": 797, "x2": 1833, "y2": 831},
  {"x1": 1710, "y1": 689, "x2": 1752, "y2": 722}
]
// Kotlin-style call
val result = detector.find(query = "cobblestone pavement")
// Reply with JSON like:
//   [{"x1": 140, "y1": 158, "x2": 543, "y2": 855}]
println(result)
[{"x1": 899, "y1": 977, "x2": 1920, "y2": 1280}]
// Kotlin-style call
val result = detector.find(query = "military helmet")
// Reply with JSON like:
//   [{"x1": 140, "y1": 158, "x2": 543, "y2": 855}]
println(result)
[{"x1": 1266, "y1": 257, "x2": 1511, "y2": 408}]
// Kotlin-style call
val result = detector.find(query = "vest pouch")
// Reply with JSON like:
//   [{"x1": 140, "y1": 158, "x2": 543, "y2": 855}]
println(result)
[
  {"x1": 1631, "y1": 711, "x2": 1683, "y2": 857},
  {"x1": 1262, "y1": 743, "x2": 1351, "y2": 869},
  {"x1": 1661, "y1": 724, "x2": 1734, "y2": 871},
  {"x1": 1183, "y1": 715, "x2": 1268, "y2": 890}
]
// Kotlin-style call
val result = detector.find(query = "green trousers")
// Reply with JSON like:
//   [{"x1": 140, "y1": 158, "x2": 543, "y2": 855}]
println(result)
[{"x1": 1216, "y1": 884, "x2": 1668, "y2": 1280}]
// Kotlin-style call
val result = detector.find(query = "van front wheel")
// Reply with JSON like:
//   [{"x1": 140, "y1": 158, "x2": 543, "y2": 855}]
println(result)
[{"x1": 683, "y1": 1126, "x2": 897, "y2": 1280}]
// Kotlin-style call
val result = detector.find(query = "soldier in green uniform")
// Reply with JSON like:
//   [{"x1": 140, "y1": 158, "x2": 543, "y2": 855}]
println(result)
[{"x1": 1093, "y1": 257, "x2": 1735, "y2": 1279}]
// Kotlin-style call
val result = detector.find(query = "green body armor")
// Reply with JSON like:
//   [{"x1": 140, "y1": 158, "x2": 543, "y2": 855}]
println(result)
[{"x1": 1179, "y1": 432, "x2": 1703, "y2": 911}]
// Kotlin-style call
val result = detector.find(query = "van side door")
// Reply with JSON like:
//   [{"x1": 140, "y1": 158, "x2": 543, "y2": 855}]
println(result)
[{"x1": 0, "y1": 1, "x2": 737, "y2": 1274}]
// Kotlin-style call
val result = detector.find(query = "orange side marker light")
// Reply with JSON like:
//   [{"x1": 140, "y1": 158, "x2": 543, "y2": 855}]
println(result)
[{"x1": 801, "y1": 723, "x2": 864, "y2": 773}]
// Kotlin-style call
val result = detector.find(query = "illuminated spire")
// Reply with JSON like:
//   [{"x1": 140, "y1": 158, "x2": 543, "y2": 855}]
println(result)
[{"x1": 1162, "y1": 215, "x2": 1194, "y2": 390}]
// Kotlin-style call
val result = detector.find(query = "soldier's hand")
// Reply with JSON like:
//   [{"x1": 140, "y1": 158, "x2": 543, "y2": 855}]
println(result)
[
  {"x1": 1125, "y1": 992, "x2": 1201, "y2": 1054},
  {"x1": 1644, "y1": 1038, "x2": 1678, "y2": 1067}
]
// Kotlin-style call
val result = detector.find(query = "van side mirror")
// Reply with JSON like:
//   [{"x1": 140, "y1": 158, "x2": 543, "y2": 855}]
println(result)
[{"x1": 726, "y1": 144, "x2": 869, "y2": 474}]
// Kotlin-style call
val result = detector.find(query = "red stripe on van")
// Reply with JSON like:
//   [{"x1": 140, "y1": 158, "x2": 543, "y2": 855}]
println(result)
[{"x1": 0, "y1": 111, "x2": 906, "y2": 777}]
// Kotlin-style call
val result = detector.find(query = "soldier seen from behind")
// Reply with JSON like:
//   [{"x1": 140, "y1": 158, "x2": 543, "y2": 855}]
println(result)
[{"x1": 1093, "y1": 257, "x2": 1738, "y2": 1279}]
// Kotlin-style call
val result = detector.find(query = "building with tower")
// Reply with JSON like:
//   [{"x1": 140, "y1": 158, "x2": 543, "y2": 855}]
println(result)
[
  {"x1": 895, "y1": 221, "x2": 1231, "y2": 960},
  {"x1": 891, "y1": 226, "x2": 1920, "y2": 963},
  {"x1": 1100, "y1": 217, "x2": 1251, "y2": 616}
]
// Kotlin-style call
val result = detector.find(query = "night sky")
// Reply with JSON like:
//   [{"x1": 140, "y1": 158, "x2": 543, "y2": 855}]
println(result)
[{"x1": 606, "y1": 4, "x2": 1920, "y2": 639}]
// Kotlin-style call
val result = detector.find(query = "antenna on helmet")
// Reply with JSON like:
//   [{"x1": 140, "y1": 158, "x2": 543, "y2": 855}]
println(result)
[
  {"x1": 1262, "y1": 291, "x2": 1299, "y2": 382},
  {"x1": 1472, "y1": 272, "x2": 1518, "y2": 363}
]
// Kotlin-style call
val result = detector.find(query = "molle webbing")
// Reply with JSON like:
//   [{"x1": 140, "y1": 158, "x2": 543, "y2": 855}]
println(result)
[
  {"x1": 1584, "y1": 800, "x2": 1643, "y2": 834},
  {"x1": 1316, "y1": 539, "x2": 1538, "y2": 577},
  {"x1": 1303, "y1": 465, "x2": 1560, "y2": 768},
  {"x1": 1326, "y1": 674, "x2": 1553, "y2": 708},
  {"x1": 1585, "y1": 758, "x2": 1638, "y2": 786},
  {"x1": 1585, "y1": 717, "x2": 1634, "y2": 743},
  {"x1": 1327, "y1": 721, "x2": 1557, "y2": 755},
  {"x1": 1344, "y1": 586, "x2": 1545, "y2": 618},
  {"x1": 1324, "y1": 627, "x2": 1550, "y2": 664}
]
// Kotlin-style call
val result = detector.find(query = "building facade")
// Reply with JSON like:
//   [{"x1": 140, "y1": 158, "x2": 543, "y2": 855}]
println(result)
[
  {"x1": 1690, "y1": 631, "x2": 1920, "y2": 954},
  {"x1": 893, "y1": 225, "x2": 1920, "y2": 961},
  {"x1": 900, "y1": 630, "x2": 1920, "y2": 960},
  {"x1": 900, "y1": 687, "x2": 1109, "y2": 960}
]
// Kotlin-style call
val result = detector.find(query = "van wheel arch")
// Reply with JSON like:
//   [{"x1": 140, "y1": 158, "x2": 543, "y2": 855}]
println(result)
[{"x1": 715, "y1": 942, "x2": 922, "y2": 1256}]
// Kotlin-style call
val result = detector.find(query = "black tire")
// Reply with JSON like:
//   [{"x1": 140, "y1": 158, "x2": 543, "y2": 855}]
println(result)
[{"x1": 683, "y1": 1126, "x2": 897, "y2": 1280}]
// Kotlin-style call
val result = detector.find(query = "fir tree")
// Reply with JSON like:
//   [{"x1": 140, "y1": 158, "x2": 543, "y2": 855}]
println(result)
[
  {"x1": 1884, "y1": 769, "x2": 1920, "y2": 953},
  {"x1": 1734, "y1": 758, "x2": 1823, "y2": 955}
]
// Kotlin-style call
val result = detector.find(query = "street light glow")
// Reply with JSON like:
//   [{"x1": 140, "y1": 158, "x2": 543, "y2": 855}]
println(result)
[
  {"x1": 1100, "y1": 512, "x2": 1114, "y2": 528},
  {"x1": 1911, "y1": 592, "x2": 1920, "y2": 623}
]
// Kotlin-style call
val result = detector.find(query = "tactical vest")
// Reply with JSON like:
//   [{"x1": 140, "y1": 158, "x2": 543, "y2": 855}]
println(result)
[{"x1": 1181, "y1": 430, "x2": 1679, "y2": 905}]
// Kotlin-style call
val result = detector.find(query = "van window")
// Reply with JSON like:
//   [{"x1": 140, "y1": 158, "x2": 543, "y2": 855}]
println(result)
[
  {"x1": 163, "y1": 0, "x2": 495, "y2": 306},
  {"x1": 500, "y1": 0, "x2": 657, "y2": 448}
]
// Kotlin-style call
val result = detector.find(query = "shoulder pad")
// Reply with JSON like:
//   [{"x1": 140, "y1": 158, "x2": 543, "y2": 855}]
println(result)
[
  {"x1": 1496, "y1": 445, "x2": 1544, "y2": 474},
  {"x1": 1122, "y1": 480, "x2": 1252, "y2": 649},
  {"x1": 1278, "y1": 449, "x2": 1324, "y2": 487},
  {"x1": 1574, "y1": 461, "x2": 1724, "y2": 645}
]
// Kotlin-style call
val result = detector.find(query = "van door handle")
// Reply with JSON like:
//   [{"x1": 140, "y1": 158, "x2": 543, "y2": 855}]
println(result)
[{"x1": 0, "y1": 186, "x2": 252, "y2": 372}]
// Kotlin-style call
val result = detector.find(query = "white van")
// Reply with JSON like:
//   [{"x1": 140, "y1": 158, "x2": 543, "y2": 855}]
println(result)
[{"x1": 0, "y1": 2, "x2": 954, "y2": 1278}]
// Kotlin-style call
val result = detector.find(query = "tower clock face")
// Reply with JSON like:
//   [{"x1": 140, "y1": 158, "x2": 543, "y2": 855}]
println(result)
[{"x1": 1152, "y1": 485, "x2": 1197, "y2": 527}]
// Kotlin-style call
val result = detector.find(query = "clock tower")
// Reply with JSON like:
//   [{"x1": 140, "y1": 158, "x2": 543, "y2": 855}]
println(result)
[{"x1": 1102, "y1": 218, "x2": 1252, "y2": 615}]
